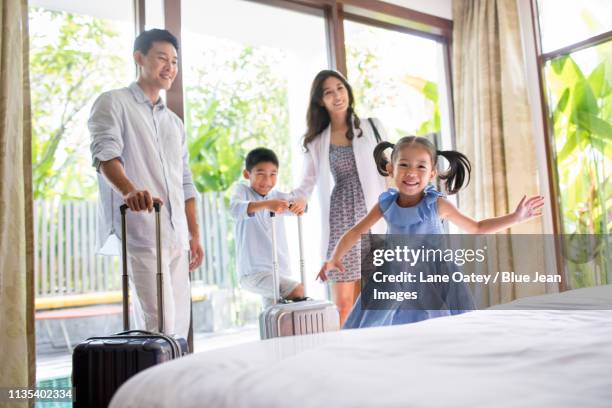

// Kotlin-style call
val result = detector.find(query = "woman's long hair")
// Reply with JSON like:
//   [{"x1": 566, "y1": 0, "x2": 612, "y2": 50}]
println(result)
[{"x1": 303, "y1": 70, "x2": 362, "y2": 151}]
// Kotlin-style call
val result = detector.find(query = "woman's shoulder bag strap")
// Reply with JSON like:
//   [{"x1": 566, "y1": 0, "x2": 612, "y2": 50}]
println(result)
[{"x1": 368, "y1": 117, "x2": 382, "y2": 143}]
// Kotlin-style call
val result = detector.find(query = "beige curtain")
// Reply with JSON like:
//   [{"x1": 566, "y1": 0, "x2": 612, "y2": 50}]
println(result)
[
  {"x1": 0, "y1": 0, "x2": 35, "y2": 404},
  {"x1": 452, "y1": 0, "x2": 550, "y2": 306}
]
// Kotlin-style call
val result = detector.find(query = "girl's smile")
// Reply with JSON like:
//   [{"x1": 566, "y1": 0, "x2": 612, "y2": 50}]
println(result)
[{"x1": 388, "y1": 145, "x2": 436, "y2": 204}]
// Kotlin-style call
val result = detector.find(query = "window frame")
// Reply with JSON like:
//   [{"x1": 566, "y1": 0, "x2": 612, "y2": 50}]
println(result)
[
  {"x1": 138, "y1": 0, "x2": 454, "y2": 142},
  {"x1": 529, "y1": 0, "x2": 612, "y2": 290},
  {"x1": 134, "y1": 0, "x2": 455, "y2": 339},
  {"x1": 340, "y1": 10, "x2": 455, "y2": 148},
  {"x1": 529, "y1": 0, "x2": 612, "y2": 236}
]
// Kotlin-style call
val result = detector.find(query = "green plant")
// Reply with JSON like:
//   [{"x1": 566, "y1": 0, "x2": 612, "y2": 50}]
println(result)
[
  {"x1": 183, "y1": 39, "x2": 292, "y2": 309},
  {"x1": 404, "y1": 75, "x2": 440, "y2": 136},
  {"x1": 187, "y1": 101, "x2": 247, "y2": 193},
  {"x1": 345, "y1": 26, "x2": 440, "y2": 141},
  {"x1": 184, "y1": 42, "x2": 290, "y2": 193},
  {"x1": 544, "y1": 42, "x2": 611, "y2": 287},
  {"x1": 30, "y1": 7, "x2": 129, "y2": 200}
]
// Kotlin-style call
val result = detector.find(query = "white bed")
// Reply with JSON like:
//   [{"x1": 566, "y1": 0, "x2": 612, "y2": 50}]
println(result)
[{"x1": 110, "y1": 286, "x2": 612, "y2": 407}]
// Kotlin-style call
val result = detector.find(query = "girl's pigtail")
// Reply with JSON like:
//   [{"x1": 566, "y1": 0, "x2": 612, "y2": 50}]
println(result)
[
  {"x1": 437, "y1": 150, "x2": 471, "y2": 194},
  {"x1": 373, "y1": 141, "x2": 395, "y2": 176}
]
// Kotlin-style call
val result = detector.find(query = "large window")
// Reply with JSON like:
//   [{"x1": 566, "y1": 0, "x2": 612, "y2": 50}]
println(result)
[
  {"x1": 29, "y1": 1, "x2": 454, "y2": 381},
  {"x1": 345, "y1": 20, "x2": 452, "y2": 144},
  {"x1": 181, "y1": 0, "x2": 330, "y2": 325},
  {"x1": 29, "y1": 0, "x2": 135, "y2": 388},
  {"x1": 535, "y1": 0, "x2": 611, "y2": 288},
  {"x1": 29, "y1": 1, "x2": 134, "y2": 200},
  {"x1": 537, "y1": 0, "x2": 612, "y2": 53}
]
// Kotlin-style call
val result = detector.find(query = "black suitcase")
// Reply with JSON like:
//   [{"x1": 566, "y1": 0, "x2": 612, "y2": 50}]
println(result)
[{"x1": 72, "y1": 203, "x2": 188, "y2": 408}]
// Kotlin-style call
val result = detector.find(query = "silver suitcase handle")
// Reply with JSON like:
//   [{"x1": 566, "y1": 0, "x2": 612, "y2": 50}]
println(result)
[
  {"x1": 120, "y1": 202, "x2": 165, "y2": 333},
  {"x1": 269, "y1": 206, "x2": 307, "y2": 305}
]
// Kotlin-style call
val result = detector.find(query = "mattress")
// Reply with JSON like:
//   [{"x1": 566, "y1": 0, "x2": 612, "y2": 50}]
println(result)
[{"x1": 110, "y1": 285, "x2": 612, "y2": 407}]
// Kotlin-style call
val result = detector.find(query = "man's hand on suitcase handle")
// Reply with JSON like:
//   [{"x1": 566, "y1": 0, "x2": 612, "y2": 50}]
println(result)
[
  {"x1": 120, "y1": 200, "x2": 162, "y2": 214},
  {"x1": 123, "y1": 189, "x2": 163, "y2": 213}
]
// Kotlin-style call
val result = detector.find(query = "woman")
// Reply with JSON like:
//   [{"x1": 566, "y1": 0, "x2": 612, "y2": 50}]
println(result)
[{"x1": 291, "y1": 70, "x2": 388, "y2": 326}]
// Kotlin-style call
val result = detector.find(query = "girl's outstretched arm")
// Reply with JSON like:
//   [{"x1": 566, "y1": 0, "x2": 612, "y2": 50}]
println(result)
[
  {"x1": 318, "y1": 204, "x2": 384, "y2": 281},
  {"x1": 438, "y1": 195, "x2": 544, "y2": 234}
]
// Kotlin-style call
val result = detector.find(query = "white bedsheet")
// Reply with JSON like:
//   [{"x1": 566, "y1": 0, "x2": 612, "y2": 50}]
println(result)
[{"x1": 110, "y1": 286, "x2": 612, "y2": 408}]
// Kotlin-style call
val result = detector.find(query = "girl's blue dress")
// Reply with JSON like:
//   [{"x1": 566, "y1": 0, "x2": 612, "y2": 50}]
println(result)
[{"x1": 344, "y1": 185, "x2": 475, "y2": 329}]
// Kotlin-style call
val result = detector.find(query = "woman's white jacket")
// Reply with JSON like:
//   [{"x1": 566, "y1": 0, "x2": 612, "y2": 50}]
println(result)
[{"x1": 291, "y1": 118, "x2": 388, "y2": 261}]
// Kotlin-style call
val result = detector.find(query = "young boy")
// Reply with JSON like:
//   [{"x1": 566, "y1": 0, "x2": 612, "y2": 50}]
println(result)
[{"x1": 230, "y1": 147, "x2": 305, "y2": 308}]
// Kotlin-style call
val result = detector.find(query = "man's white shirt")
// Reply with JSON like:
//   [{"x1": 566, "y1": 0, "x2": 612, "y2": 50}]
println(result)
[{"x1": 89, "y1": 82, "x2": 196, "y2": 254}]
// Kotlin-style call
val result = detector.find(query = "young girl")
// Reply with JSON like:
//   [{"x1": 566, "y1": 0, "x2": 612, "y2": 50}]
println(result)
[{"x1": 318, "y1": 136, "x2": 544, "y2": 329}]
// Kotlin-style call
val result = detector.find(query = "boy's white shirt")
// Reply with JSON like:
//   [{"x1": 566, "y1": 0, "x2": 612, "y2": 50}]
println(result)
[
  {"x1": 291, "y1": 117, "x2": 388, "y2": 261},
  {"x1": 229, "y1": 182, "x2": 293, "y2": 279}
]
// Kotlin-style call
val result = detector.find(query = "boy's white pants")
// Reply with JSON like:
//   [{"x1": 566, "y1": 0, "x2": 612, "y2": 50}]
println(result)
[{"x1": 124, "y1": 245, "x2": 191, "y2": 339}]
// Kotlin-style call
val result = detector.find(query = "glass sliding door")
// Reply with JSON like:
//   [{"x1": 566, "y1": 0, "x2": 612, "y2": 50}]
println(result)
[
  {"x1": 536, "y1": 0, "x2": 611, "y2": 288},
  {"x1": 537, "y1": 0, "x2": 611, "y2": 53},
  {"x1": 181, "y1": 0, "x2": 329, "y2": 329},
  {"x1": 344, "y1": 19, "x2": 453, "y2": 148},
  {"x1": 29, "y1": 0, "x2": 135, "y2": 200},
  {"x1": 29, "y1": 0, "x2": 135, "y2": 386}
]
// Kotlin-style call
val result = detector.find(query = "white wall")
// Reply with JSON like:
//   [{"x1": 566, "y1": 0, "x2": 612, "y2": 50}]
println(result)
[{"x1": 382, "y1": 0, "x2": 453, "y2": 20}]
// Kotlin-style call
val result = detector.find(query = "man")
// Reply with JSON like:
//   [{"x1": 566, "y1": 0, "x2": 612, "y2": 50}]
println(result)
[{"x1": 89, "y1": 29, "x2": 203, "y2": 339}]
